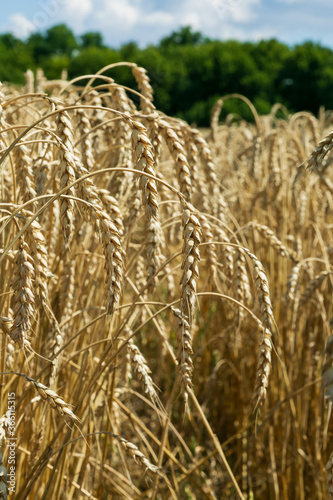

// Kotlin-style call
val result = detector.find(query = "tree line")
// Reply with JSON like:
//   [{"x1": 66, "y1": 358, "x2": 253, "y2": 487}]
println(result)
[{"x1": 1, "y1": 24, "x2": 333, "y2": 125}]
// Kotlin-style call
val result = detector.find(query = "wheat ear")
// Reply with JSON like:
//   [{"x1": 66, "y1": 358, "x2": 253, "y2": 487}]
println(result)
[
  {"x1": 177, "y1": 203, "x2": 201, "y2": 406},
  {"x1": 56, "y1": 107, "x2": 76, "y2": 244},
  {"x1": 9, "y1": 239, "x2": 35, "y2": 349},
  {"x1": 24, "y1": 375, "x2": 80, "y2": 425},
  {"x1": 131, "y1": 119, "x2": 160, "y2": 290},
  {"x1": 127, "y1": 338, "x2": 161, "y2": 407},
  {"x1": 251, "y1": 326, "x2": 273, "y2": 411},
  {"x1": 300, "y1": 270, "x2": 332, "y2": 306}
]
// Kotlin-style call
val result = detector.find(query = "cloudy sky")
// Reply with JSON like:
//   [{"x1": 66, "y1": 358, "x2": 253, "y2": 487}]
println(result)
[{"x1": 1, "y1": 0, "x2": 333, "y2": 48}]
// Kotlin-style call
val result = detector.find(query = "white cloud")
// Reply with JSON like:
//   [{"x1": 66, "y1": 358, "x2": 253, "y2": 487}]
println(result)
[
  {"x1": 144, "y1": 11, "x2": 175, "y2": 26},
  {"x1": 62, "y1": 0, "x2": 93, "y2": 17},
  {"x1": 276, "y1": 0, "x2": 300, "y2": 3},
  {"x1": 95, "y1": 0, "x2": 140, "y2": 27},
  {"x1": 5, "y1": 0, "x2": 261, "y2": 46},
  {"x1": 168, "y1": 0, "x2": 261, "y2": 39},
  {"x1": 55, "y1": 0, "x2": 93, "y2": 31},
  {"x1": 181, "y1": 11, "x2": 201, "y2": 29},
  {"x1": 5, "y1": 13, "x2": 35, "y2": 39}
]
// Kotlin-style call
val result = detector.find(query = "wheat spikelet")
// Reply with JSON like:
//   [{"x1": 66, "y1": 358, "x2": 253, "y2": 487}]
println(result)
[
  {"x1": 191, "y1": 129, "x2": 226, "y2": 217},
  {"x1": 56, "y1": 107, "x2": 76, "y2": 244},
  {"x1": 24, "y1": 212, "x2": 50, "y2": 306},
  {"x1": 250, "y1": 222, "x2": 300, "y2": 262},
  {"x1": 285, "y1": 262, "x2": 302, "y2": 302},
  {"x1": 244, "y1": 249, "x2": 275, "y2": 333},
  {"x1": 145, "y1": 115, "x2": 163, "y2": 169},
  {"x1": 98, "y1": 212, "x2": 125, "y2": 315},
  {"x1": 176, "y1": 203, "x2": 201, "y2": 405},
  {"x1": 267, "y1": 132, "x2": 282, "y2": 198},
  {"x1": 132, "y1": 65, "x2": 155, "y2": 114},
  {"x1": 251, "y1": 135, "x2": 262, "y2": 180},
  {"x1": 159, "y1": 120, "x2": 192, "y2": 201},
  {"x1": 0, "y1": 411, "x2": 11, "y2": 445},
  {"x1": 108, "y1": 85, "x2": 134, "y2": 196},
  {"x1": 24, "y1": 69, "x2": 34, "y2": 94},
  {"x1": 114, "y1": 434, "x2": 163, "y2": 478},
  {"x1": 24, "y1": 375, "x2": 80, "y2": 425},
  {"x1": 9, "y1": 239, "x2": 35, "y2": 348},
  {"x1": 251, "y1": 326, "x2": 273, "y2": 411},
  {"x1": 210, "y1": 97, "x2": 223, "y2": 142},
  {"x1": 58, "y1": 258, "x2": 76, "y2": 325},
  {"x1": 234, "y1": 248, "x2": 252, "y2": 320},
  {"x1": 0, "y1": 313, "x2": 12, "y2": 336},
  {"x1": 200, "y1": 215, "x2": 218, "y2": 286},
  {"x1": 14, "y1": 143, "x2": 37, "y2": 211},
  {"x1": 307, "y1": 129, "x2": 333, "y2": 172},
  {"x1": 216, "y1": 227, "x2": 234, "y2": 280},
  {"x1": 33, "y1": 141, "x2": 53, "y2": 201},
  {"x1": 183, "y1": 127, "x2": 199, "y2": 188},
  {"x1": 127, "y1": 338, "x2": 161, "y2": 407},
  {"x1": 75, "y1": 107, "x2": 94, "y2": 171},
  {"x1": 131, "y1": 119, "x2": 160, "y2": 290},
  {"x1": 299, "y1": 269, "x2": 332, "y2": 306},
  {"x1": 35, "y1": 68, "x2": 46, "y2": 92},
  {"x1": 73, "y1": 157, "x2": 125, "y2": 314},
  {"x1": 98, "y1": 189, "x2": 124, "y2": 236}
]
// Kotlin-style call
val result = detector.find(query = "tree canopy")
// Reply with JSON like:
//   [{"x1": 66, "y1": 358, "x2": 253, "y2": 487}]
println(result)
[{"x1": 0, "y1": 24, "x2": 332, "y2": 125}]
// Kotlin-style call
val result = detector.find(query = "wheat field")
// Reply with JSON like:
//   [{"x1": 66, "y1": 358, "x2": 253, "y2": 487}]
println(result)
[{"x1": 0, "y1": 63, "x2": 333, "y2": 499}]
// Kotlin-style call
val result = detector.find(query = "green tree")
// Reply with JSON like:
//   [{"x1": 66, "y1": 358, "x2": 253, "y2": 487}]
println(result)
[
  {"x1": 80, "y1": 32, "x2": 104, "y2": 48},
  {"x1": 160, "y1": 26, "x2": 206, "y2": 48},
  {"x1": 70, "y1": 46, "x2": 120, "y2": 78},
  {"x1": 279, "y1": 42, "x2": 333, "y2": 112},
  {"x1": 27, "y1": 33, "x2": 51, "y2": 62},
  {"x1": 0, "y1": 35, "x2": 34, "y2": 83},
  {"x1": 45, "y1": 24, "x2": 78, "y2": 56}
]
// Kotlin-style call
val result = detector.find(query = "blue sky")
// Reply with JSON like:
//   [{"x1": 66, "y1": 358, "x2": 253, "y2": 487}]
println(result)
[{"x1": 1, "y1": 0, "x2": 333, "y2": 48}]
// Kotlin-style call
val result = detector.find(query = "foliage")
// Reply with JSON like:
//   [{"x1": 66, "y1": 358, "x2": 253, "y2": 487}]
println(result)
[{"x1": 1, "y1": 24, "x2": 333, "y2": 123}]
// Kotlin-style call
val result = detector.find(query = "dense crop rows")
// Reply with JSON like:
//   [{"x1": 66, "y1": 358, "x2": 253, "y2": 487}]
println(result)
[{"x1": 0, "y1": 64, "x2": 333, "y2": 499}]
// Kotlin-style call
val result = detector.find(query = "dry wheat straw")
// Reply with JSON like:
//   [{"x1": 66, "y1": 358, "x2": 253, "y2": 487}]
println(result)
[
  {"x1": 322, "y1": 334, "x2": 333, "y2": 402},
  {"x1": 326, "y1": 451, "x2": 333, "y2": 499}
]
